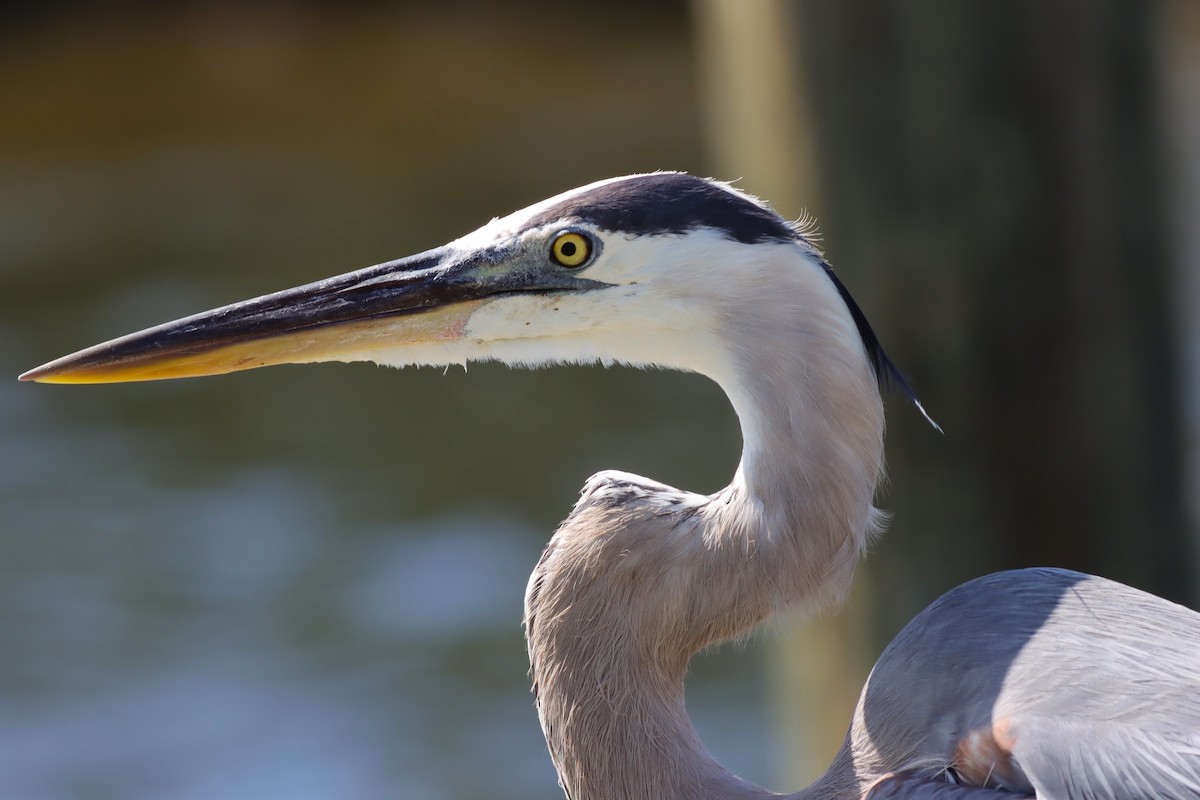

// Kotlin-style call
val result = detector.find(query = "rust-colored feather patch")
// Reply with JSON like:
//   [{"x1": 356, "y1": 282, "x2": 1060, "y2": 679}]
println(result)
[{"x1": 952, "y1": 716, "x2": 1027, "y2": 790}]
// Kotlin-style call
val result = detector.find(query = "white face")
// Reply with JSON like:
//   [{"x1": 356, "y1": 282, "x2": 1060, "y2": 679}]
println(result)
[
  {"x1": 390, "y1": 173, "x2": 815, "y2": 379},
  {"x1": 449, "y1": 225, "x2": 738, "y2": 375}
]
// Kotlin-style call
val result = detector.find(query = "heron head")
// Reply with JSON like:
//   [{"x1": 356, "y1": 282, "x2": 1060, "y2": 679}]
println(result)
[{"x1": 20, "y1": 172, "x2": 902, "y2": 398}]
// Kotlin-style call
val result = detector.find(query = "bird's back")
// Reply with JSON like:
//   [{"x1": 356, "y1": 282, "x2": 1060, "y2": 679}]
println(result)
[{"x1": 840, "y1": 568, "x2": 1200, "y2": 798}]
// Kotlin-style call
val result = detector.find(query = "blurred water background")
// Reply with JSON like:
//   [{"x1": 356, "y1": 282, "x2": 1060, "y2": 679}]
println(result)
[
  {"x1": 2, "y1": 4, "x2": 771, "y2": 798},
  {"x1": 5, "y1": 2, "x2": 1200, "y2": 799}
]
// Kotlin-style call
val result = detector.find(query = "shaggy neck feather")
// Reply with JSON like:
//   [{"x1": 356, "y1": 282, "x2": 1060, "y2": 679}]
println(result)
[{"x1": 526, "y1": 255, "x2": 885, "y2": 800}]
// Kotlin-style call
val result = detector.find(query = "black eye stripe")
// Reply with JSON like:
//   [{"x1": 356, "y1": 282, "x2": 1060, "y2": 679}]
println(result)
[{"x1": 525, "y1": 173, "x2": 797, "y2": 244}]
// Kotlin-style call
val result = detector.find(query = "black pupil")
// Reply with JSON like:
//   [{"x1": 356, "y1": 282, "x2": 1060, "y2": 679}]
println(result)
[{"x1": 560, "y1": 240, "x2": 577, "y2": 257}]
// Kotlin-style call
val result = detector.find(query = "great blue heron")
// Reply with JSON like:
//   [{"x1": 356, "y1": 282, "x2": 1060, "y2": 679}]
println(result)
[{"x1": 22, "y1": 173, "x2": 1200, "y2": 799}]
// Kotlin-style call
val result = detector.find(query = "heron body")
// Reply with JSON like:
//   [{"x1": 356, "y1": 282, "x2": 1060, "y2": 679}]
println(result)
[{"x1": 22, "y1": 173, "x2": 1200, "y2": 799}]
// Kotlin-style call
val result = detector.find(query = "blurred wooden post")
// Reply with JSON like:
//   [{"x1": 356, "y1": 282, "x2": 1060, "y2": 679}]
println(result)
[
  {"x1": 1161, "y1": 0, "x2": 1200, "y2": 604},
  {"x1": 693, "y1": 0, "x2": 812, "y2": 210},
  {"x1": 794, "y1": 0, "x2": 1191, "y2": 662},
  {"x1": 692, "y1": 0, "x2": 873, "y2": 785}
]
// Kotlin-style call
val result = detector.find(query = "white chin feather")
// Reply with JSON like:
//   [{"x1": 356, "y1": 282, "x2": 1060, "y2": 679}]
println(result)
[{"x1": 363, "y1": 333, "x2": 707, "y2": 374}]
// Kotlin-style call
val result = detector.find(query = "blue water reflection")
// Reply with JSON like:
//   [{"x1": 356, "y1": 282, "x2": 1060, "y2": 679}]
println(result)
[
  {"x1": 1, "y1": 372, "x2": 770, "y2": 798},
  {"x1": 1, "y1": 6, "x2": 775, "y2": 795}
]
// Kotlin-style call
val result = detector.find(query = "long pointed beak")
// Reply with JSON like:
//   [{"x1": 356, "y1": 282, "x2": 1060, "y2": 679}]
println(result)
[{"x1": 20, "y1": 245, "x2": 600, "y2": 384}]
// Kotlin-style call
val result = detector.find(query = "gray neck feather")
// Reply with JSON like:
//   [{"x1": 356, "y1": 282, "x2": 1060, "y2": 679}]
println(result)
[{"x1": 525, "y1": 256, "x2": 885, "y2": 799}]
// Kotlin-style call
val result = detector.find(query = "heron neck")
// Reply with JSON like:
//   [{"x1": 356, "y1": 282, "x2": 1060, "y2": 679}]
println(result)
[
  {"x1": 527, "y1": 255, "x2": 886, "y2": 799},
  {"x1": 527, "y1": 604, "x2": 859, "y2": 800},
  {"x1": 711, "y1": 270, "x2": 887, "y2": 611},
  {"x1": 531, "y1": 649, "x2": 780, "y2": 799}
]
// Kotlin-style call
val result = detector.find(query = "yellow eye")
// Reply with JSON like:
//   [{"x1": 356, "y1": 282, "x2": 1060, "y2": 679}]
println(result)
[{"x1": 550, "y1": 232, "x2": 591, "y2": 268}]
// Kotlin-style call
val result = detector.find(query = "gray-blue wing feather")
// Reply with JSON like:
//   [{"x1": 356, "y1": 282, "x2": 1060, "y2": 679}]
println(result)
[
  {"x1": 845, "y1": 569, "x2": 1200, "y2": 799},
  {"x1": 1012, "y1": 716, "x2": 1200, "y2": 798},
  {"x1": 866, "y1": 772, "x2": 1032, "y2": 799}
]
